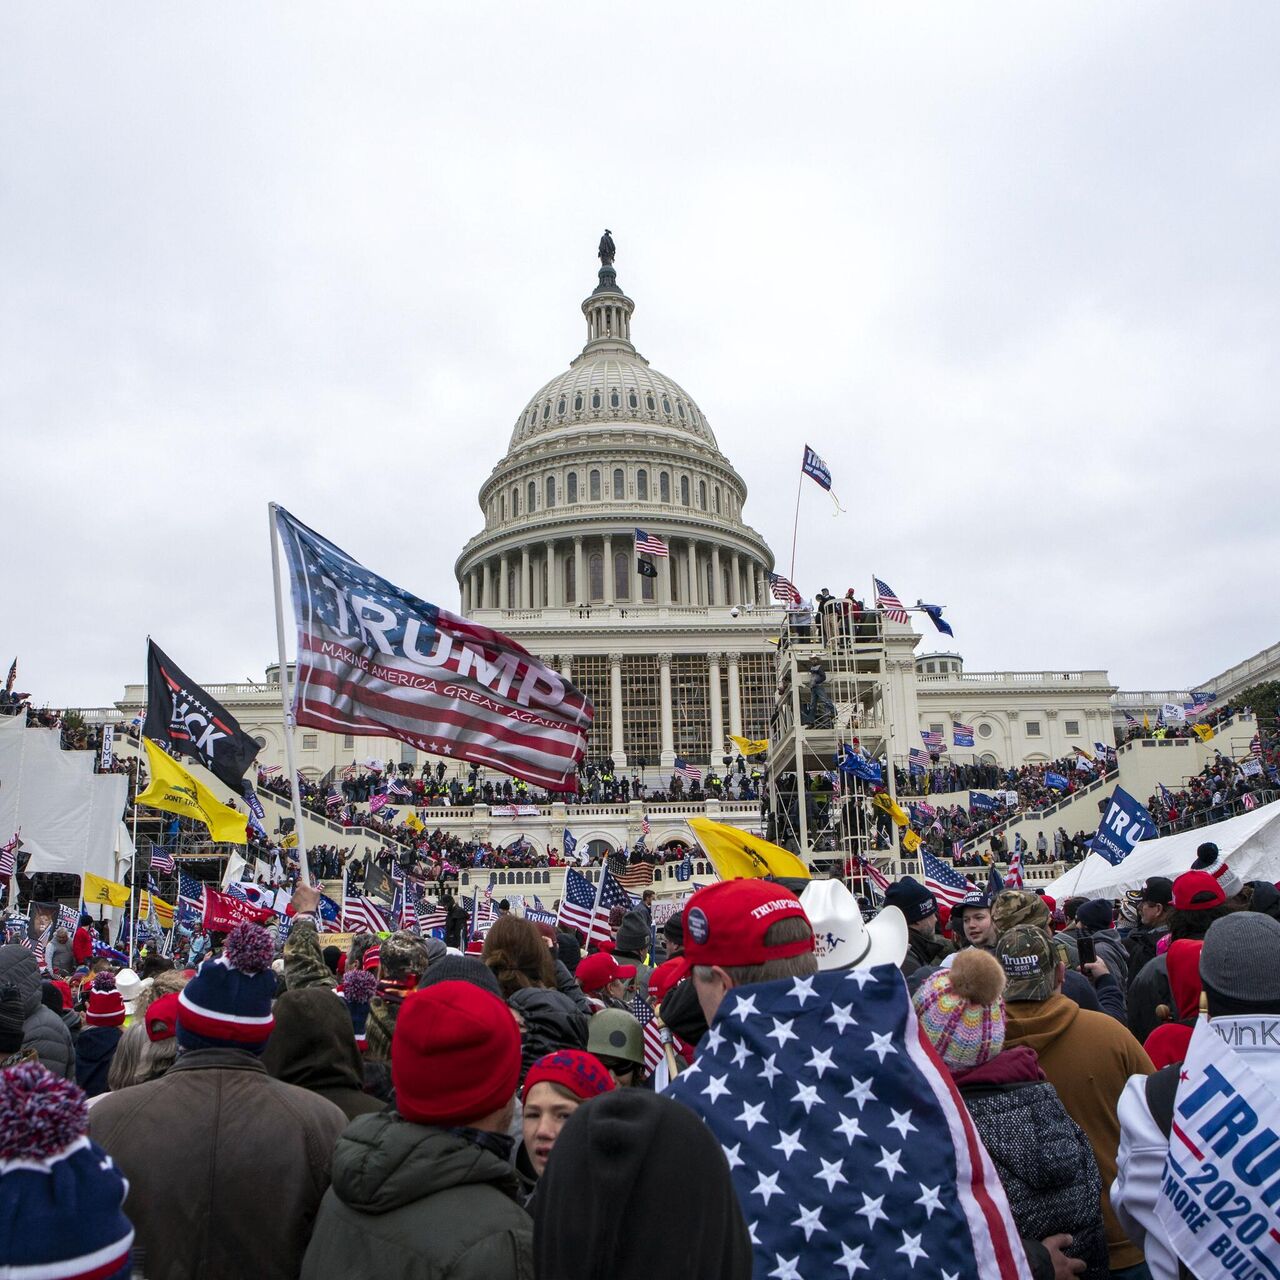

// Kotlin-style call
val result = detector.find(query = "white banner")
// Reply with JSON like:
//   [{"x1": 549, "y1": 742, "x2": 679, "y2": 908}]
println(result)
[
  {"x1": 1155, "y1": 1016, "x2": 1280, "y2": 1278},
  {"x1": 1004, "y1": 791, "x2": 1020, "y2": 809},
  {"x1": 1162, "y1": 702, "x2": 1187, "y2": 725},
  {"x1": 100, "y1": 724, "x2": 114, "y2": 771},
  {"x1": 490, "y1": 804, "x2": 541, "y2": 817},
  {"x1": 1240, "y1": 759, "x2": 1263, "y2": 779}
]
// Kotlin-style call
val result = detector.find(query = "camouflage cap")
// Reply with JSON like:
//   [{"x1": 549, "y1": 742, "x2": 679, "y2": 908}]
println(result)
[
  {"x1": 996, "y1": 924, "x2": 1058, "y2": 1002},
  {"x1": 379, "y1": 931, "x2": 432, "y2": 981},
  {"x1": 991, "y1": 889, "x2": 1051, "y2": 937}
]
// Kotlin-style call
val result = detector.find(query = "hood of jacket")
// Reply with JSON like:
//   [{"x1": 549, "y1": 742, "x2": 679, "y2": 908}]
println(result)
[
  {"x1": 953, "y1": 1044, "x2": 1045, "y2": 1088},
  {"x1": 0, "y1": 944, "x2": 41, "y2": 1017},
  {"x1": 76, "y1": 1024, "x2": 122, "y2": 1068},
  {"x1": 508, "y1": 986, "x2": 589, "y2": 1081},
  {"x1": 1166, "y1": 939, "x2": 1204, "y2": 1021},
  {"x1": 1003, "y1": 991, "x2": 1080, "y2": 1055},
  {"x1": 263, "y1": 986, "x2": 364, "y2": 1096},
  {"x1": 331, "y1": 1112, "x2": 524, "y2": 1214}
]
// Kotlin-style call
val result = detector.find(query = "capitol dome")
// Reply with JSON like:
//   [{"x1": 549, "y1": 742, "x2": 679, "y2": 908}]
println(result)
[{"x1": 455, "y1": 238, "x2": 774, "y2": 619}]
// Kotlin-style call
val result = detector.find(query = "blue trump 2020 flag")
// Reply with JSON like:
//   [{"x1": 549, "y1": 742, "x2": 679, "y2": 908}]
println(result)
[
  {"x1": 801, "y1": 444, "x2": 832, "y2": 490},
  {"x1": 917, "y1": 601, "x2": 954, "y2": 637},
  {"x1": 835, "y1": 744, "x2": 882, "y2": 784},
  {"x1": 1045, "y1": 772, "x2": 1069, "y2": 791},
  {"x1": 1091, "y1": 787, "x2": 1158, "y2": 866},
  {"x1": 665, "y1": 968, "x2": 1030, "y2": 1280}
]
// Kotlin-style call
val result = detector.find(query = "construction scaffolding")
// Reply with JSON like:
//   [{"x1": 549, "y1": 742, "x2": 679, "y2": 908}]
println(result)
[{"x1": 764, "y1": 599, "x2": 899, "y2": 880}]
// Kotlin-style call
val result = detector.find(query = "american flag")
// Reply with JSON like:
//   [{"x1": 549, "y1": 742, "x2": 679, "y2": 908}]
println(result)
[
  {"x1": 1242, "y1": 793, "x2": 1259, "y2": 812},
  {"x1": 634, "y1": 528, "x2": 669, "y2": 557},
  {"x1": 394, "y1": 884, "x2": 418, "y2": 931},
  {"x1": 557, "y1": 867, "x2": 630, "y2": 945},
  {"x1": 952, "y1": 722, "x2": 975, "y2": 747},
  {"x1": 389, "y1": 778, "x2": 413, "y2": 798},
  {"x1": 628, "y1": 992, "x2": 666, "y2": 1076},
  {"x1": 666, "y1": 970, "x2": 1027, "y2": 1280},
  {"x1": 274, "y1": 506, "x2": 594, "y2": 793},
  {"x1": 921, "y1": 850, "x2": 977, "y2": 908},
  {"x1": 768, "y1": 573, "x2": 802, "y2": 607},
  {"x1": 258, "y1": 764, "x2": 282, "y2": 778},
  {"x1": 920, "y1": 729, "x2": 943, "y2": 751},
  {"x1": 326, "y1": 786, "x2": 343, "y2": 811},
  {"x1": 1006, "y1": 840, "x2": 1024, "y2": 889},
  {"x1": 873, "y1": 576, "x2": 910, "y2": 624},
  {"x1": 907, "y1": 748, "x2": 930, "y2": 773},
  {"x1": 177, "y1": 870, "x2": 205, "y2": 924},
  {"x1": 1252, "y1": 734, "x2": 1263, "y2": 758},
  {"x1": 0, "y1": 832, "x2": 20, "y2": 880},
  {"x1": 150, "y1": 845, "x2": 175, "y2": 874},
  {"x1": 853, "y1": 853, "x2": 891, "y2": 898},
  {"x1": 1123, "y1": 712, "x2": 1138, "y2": 727},
  {"x1": 341, "y1": 764, "x2": 358, "y2": 779},
  {"x1": 470, "y1": 883, "x2": 497, "y2": 939},
  {"x1": 343, "y1": 894, "x2": 390, "y2": 934},
  {"x1": 640, "y1": 814, "x2": 651, "y2": 836},
  {"x1": 674, "y1": 758, "x2": 702, "y2": 783},
  {"x1": 951, "y1": 839, "x2": 967, "y2": 858},
  {"x1": 615, "y1": 861, "x2": 655, "y2": 891},
  {"x1": 418, "y1": 898, "x2": 448, "y2": 933}
]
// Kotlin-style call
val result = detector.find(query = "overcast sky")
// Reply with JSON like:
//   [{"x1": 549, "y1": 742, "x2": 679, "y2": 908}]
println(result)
[{"x1": 3, "y1": 2, "x2": 1276, "y2": 709}]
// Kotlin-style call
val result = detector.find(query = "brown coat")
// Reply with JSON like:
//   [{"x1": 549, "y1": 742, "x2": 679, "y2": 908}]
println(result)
[
  {"x1": 89, "y1": 1047, "x2": 347, "y2": 1280},
  {"x1": 1004, "y1": 991, "x2": 1153, "y2": 1272}
]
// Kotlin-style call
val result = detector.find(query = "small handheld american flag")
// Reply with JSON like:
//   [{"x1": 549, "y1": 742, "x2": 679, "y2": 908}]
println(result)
[{"x1": 921, "y1": 850, "x2": 977, "y2": 907}]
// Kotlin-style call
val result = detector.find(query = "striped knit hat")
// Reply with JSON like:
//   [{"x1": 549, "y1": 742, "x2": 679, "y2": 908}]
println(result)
[
  {"x1": 0, "y1": 1062, "x2": 134, "y2": 1279},
  {"x1": 177, "y1": 924, "x2": 276, "y2": 1054},
  {"x1": 912, "y1": 949, "x2": 1007, "y2": 1073},
  {"x1": 341, "y1": 968, "x2": 377, "y2": 1051}
]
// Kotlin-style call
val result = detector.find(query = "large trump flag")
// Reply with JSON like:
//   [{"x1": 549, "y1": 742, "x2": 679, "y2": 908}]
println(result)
[{"x1": 273, "y1": 506, "x2": 593, "y2": 792}]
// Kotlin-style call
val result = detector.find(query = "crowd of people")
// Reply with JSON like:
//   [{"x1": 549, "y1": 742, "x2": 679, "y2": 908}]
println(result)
[
  {"x1": 6, "y1": 831, "x2": 1277, "y2": 1279},
  {"x1": 1148, "y1": 738, "x2": 1278, "y2": 835}
]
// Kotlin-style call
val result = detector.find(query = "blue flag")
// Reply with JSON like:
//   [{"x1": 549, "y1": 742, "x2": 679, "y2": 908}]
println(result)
[
  {"x1": 1045, "y1": 772, "x2": 1069, "y2": 791},
  {"x1": 1091, "y1": 787, "x2": 1158, "y2": 866},
  {"x1": 917, "y1": 601, "x2": 954, "y2": 637},
  {"x1": 970, "y1": 792, "x2": 998, "y2": 813},
  {"x1": 987, "y1": 865, "x2": 1005, "y2": 898},
  {"x1": 562, "y1": 829, "x2": 578, "y2": 861},
  {"x1": 836, "y1": 744, "x2": 882, "y2": 784},
  {"x1": 801, "y1": 444, "x2": 832, "y2": 490}
]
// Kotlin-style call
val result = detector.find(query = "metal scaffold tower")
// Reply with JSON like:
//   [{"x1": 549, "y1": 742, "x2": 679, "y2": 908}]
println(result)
[{"x1": 764, "y1": 599, "x2": 900, "y2": 880}]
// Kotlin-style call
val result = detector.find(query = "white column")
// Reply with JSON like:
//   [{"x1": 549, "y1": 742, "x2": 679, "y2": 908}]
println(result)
[
  {"x1": 730, "y1": 552, "x2": 741, "y2": 607},
  {"x1": 574, "y1": 536, "x2": 585, "y2": 606},
  {"x1": 710, "y1": 547, "x2": 722, "y2": 607},
  {"x1": 727, "y1": 652, "x2": 742, "y2": 738},
  {"x1": 603, "y1": 533, "x2": 614, "y2": 605},
  {"x1": 520, "y1": 548, "x2": 531, "y2": 609},
  {"x1": 481, "y1": 560, "x2": 491, "y2": 609},
  {"x1": 709, "y1": 653, "x2": 723, "y2": 758},
  {"x1": 544, "y1": 539, "x2": 557, "y2": 607},
  {"x1": 659, "y1": 550, "x2": 672, "y2": 606},
  {"x1": 461, "y1": 577, "x2": 471, "y2": 615},
  {"x1": 609, "y1": 654, "x2": 626, "y2": 767},
  {"x1": 560, "y1": 655, "x2": 572, "y2": 681},
  {"x1": 498, "y1": 554, "x2": 509, "y2": 609},
  {"x1": 659, "y1": 653, "x2": 674, "y2": 766},
  {"x1": 686, "y1": 540, "x2": 697, "y2": 606}
]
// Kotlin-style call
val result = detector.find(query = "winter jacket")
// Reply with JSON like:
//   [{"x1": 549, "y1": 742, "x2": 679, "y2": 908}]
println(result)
[
  {"x1": 0, "y1": 943, "x2": 74, "y2": 1078},
  {"x1": 1085, "y1": 927, "x2": 1130, "y2": 992},
  {"x1": 901, "y1": 928, "x2": 954, "y2": 976},
  {"x1": 74, "y1": 1024, "x2": 122, "y2": 1098},
  {"x1": 47, "y1": 937, "x2": 76, "y2": 974},
  {"x1": 1004, "y1": 991, "x2": 1153, "y2": 1271},
  {"x1": 73, "y1": 925, "x2": 95, "y2": 966},
  {"x1": 1126, "y1": 953, "x2": 1170, "y2": 1044},
  {"x1": 1124, "y1": 923, "x2": 1167, "y2": 981},
  {"x1": 284, "y1": 918, "x2": 338, "y2": 992},
  {"x1": 552, "y1": 959, "x2": 590, "y2": 1014},
  {"x1": 89, "y1": 1046, "x2": 347, "y2": 1279},
  {"x1": 264, "y1": 987, "x2": 386, "y2": 1122},
  {"x1": 660, "y1": 971, "x2": 709, "y2": 1046},
  {"x1": 508, "y1": 987, "x2": 588, "y2": 1084},
  {"x1": 955, "y1": 1045, "x2": 1108, "y2": 1280},
  {"x1": 1141, "y1": 939, "x2": 1202, "y2": 1070},
  {"x1": 302, "y1": 1113, "x2": 534, "y2": 1280}
]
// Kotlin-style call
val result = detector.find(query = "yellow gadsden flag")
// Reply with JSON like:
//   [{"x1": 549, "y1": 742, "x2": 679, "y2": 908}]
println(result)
[
  {"x1": 83, "y1": 872, "x2": 131, "y2": 908},
  {"x1": 687, "y1": 816, "x2": 810, "y2": 881},
  {"x1": 729, "y1": 735, "x2": 769, "y2": 758},
  {"x1": 871, "y1": 792, "x2": 910, "y2": 828},
  {"x1": 139, "y1": 891, "x2": 175, "y2": 929},
  {"x1": 136, "y1": 738, "x2": 247, "y2": 845},
  {"x1": 1191, "y1": 723, "x2": 1215, "y2": 743},
  {"x1": 901, "y1": 829, "x2": 922, "y2": 854},
  {"x1": 403, "y1": 812, "x2": 425, "y2": 834}
]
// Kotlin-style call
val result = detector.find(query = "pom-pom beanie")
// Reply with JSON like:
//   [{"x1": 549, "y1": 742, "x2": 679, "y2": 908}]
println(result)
[
  {"x1": 341, "y1": 968, "x2": 377, "y2": 1050},
  {"x1": 177, "y1": 923, "x2": 276, "y2": 1053},
  {"x1": 912, "y1": 948, "x2": 1007, "y2": 1073},
  {"x1": 85, "y1": 974, "x2": 126, "y2": 1028},
  {"x1": 0, "y1": 1062, "x2": 134, "y2": 1279},
  {"x1": 1192, "y1": 842, "x2": 1243, "y2": 899}
]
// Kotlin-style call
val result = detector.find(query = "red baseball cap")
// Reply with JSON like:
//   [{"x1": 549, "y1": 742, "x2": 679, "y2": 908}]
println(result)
[
  {"x1": 647, "y1": 958, "x2": 685, "y2": 1004},
  {"x1": 575, "y1": 951, "x2": 636, "y2": 994},
  {"x1": 145, "y1": 991, "x2": 181, "y2": 1042},
  {"x1": 1173, "y1": 870, "x2": 1227, "y2": 912},
  {"x1": 673, "y1": 879, "x2": 814, "y2": 981}
]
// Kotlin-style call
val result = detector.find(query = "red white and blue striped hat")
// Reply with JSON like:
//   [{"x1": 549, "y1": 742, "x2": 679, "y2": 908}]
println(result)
[
  {"x1": 177, "y1": 923, "x2": 276, "y2": 1053},
  {"x1": 0, "y1": 1061, "x2": 134, "y2": 1279}
]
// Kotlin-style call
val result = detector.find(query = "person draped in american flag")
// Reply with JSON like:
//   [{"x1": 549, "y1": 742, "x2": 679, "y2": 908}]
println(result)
[{"x1": 662, "y1": 879, "x2": 1029, "y2": 1279}]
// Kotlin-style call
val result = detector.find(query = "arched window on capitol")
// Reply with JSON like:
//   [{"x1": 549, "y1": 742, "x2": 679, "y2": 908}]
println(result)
[
  {"x1": 614, "y1": 552, "x2": 629, "y2": 601},
  {"x1": 589, "y1": 470, "x2": 601, "y2": 501},
  {"x1": 567, "y1": 473, "x2": 578, "y2": 504},
  {"x1": 589, "y1": 553, "x2": 604, "y2": 601},
  {"x1": 698, "y1": 480, "x2": 707, "y2": 510},
  {"x1": 546, "y1": 476, "x2": 556, "y2": 508},
  {"x1": 613, "y1": 468, "x2": 625, "y2": 499},
  {"x1": 637, "y1": 469, "x2": 648, "y2": 500},
  {"x1": 680, "y1": 476, "x2": 690, "y2": 506},
  {"x1": 528, "y1": 480, "x2": 536, "y2": 512},
  {"x1": 660, "y1": 472, "x2": 670, "y2": 503}
]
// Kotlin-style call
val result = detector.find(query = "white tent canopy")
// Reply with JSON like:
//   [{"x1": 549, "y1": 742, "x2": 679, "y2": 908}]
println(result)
[{"x1": 1043, "y1": 799, "x2": 1280, "y2": 901}]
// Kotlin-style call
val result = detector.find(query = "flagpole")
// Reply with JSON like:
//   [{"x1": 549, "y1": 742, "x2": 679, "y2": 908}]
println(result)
[
  {"x1": 787, "y1": 472, "x2": 804, "y2": 586},
  {"x1": 268, "y1": 503, "x2": 311, "y2": 888}
]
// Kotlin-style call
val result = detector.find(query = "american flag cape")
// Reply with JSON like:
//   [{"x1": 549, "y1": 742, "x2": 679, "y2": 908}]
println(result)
[
  {"x1": 273, "y1": 505, "x2": 593, "y2": 792},
  {"x1": 664, "y1": 969, "x2": 1030, "y2": 1280},
  {"x1": 921, "y1": 850, "x2": 977, "y2": 908}
]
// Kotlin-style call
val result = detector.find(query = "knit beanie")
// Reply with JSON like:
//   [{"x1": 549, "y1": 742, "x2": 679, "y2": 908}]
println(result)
[
  {"x1": 615, "y1": 911, "x2": 649, "y2": 957},
  {"x1": 1192, "y1": 842, "x2": 1244, "y2": 899},
  {"x1": 393, "y1": 981, "x2": 521, "y2": 1126},
  {"x1": 85, "y1": 973, "x2": 126, "y2": 1028},
  {"x1": 1077, "y1": 899, "x2": 1114, "y2": 932},
  {"x1": 0, "y1": 1062, "x2": 134, "y2": 1279},
  {"x1": 362, "y1": 944, "x2": 381, "y2": 972},
  {"x1": 177, "y1": 923, "x2": 276, "y2": 1054},
  {"x1": 416, "y1": 954, "x2": 504, "y2": 1000},
  {"x1": 912, "y1": 949, "x2": 1007, "y2": 1073},
  {"x1": 1200, "y1": 913, "x2": 1280, "y2": 1007},
  {"x1": 0, "y1": 982, "x2": 25, "y2": 1054},
  {"x1": 883, "y1": 877, "x2": 938, "y2": 925},
  {"x1": 340, "y1": 968, "x2": 378, "y2": 1050},
  {"x1": 523, "y1": 1049, "x2": 616, "y2": 1104}
]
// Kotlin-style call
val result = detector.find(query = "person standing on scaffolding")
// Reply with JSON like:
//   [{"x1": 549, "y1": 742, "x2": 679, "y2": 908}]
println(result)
[{"x1": 803, "y1": 657, "x2": 836, "y2": 727}]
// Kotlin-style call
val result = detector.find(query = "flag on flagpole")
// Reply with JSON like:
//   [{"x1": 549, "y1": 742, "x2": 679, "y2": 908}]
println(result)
[
  {"x1": 921, "y1": 729, "x2": 943, "y2": 751},
  {"x1": 273, "y1": 505, "x2": 594, "y2": 792},
  {"x1": 687, "y1": 816, "x2": 810, "y2": 880},
  {"x1": 921, "y1": 850, "x2": 978, "y2": 907},
  {"x1": 917, "y1": 601, "x2": 954, "y2": 637},
  {"x1": 767, "y1": 573, "x2": 802, "y2": 607},
  {"x1": 557, "y1": 868, "x2": 629, "y2": 945},
  {"x1": 952, "y1": 722, "x2": 975, "y2": 747},
  {"x1": 0, "y1": 832, "x2": 22, "y2": 881},
  {"x1": 673, "y1": 758, "x2": 702, "y2": 783},
  {"x1": 801, "y1": 444, "x2": 832, "y2": 490},
  {"x1": 1006, "y1": 840, "x2": 1024, "y2": 889},
  {"x1": 135, "y1": 738, "x2": 248, "y2": 845},
  {"x1": 343, "y1": 895, "x2": 390, "y2": 934},
  {"x1": 873, "y1": 577, "x2": 910, "y2": 624},
  {"x1": 628, "y1": 991, "x2": 667, "y2": 1076},
  {"x1": 634, "y1": 529, "x2": 669, "y2": 557}
]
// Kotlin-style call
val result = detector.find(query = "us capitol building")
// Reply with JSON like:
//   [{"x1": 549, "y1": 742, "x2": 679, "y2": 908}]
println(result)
[{"x1": 88, "y1": 235, "x2": 1274, "y2": 858}]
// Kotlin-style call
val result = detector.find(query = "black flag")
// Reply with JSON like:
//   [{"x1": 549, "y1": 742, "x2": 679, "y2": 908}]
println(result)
[
  {"x1": 637, "y1": 558, "x2": 658, "y2": 579},
  {"x1": 144, "y1": 641, "x2": 261, "y2": 791}
]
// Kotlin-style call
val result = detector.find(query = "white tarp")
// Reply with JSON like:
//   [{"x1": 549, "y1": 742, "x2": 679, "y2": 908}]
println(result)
[
  {"x1": 1043, "y1": 799, "x2": 1280, "y2": 900},
  {"x1": 0, "y1": 712, "x2": 127, "y2": 883}
]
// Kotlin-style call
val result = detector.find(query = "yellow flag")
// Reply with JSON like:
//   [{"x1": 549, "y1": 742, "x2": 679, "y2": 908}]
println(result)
[
  {"x1": 135, "y1": 738, "x2": 247, "y2": 845},
  {"x1": 902, "y1": 829, "x2": 922, "y2": 853},
  {"x1": 1142, "y1": 712, "x2": 1151, "y2": 731},
  {"x1": 1191, "y1": 723, "x2": 1215, "y2": 743},
  {"x1": 282, "y1": 832, "x2": 299, "y2": 850},
  {"x1": 139, "y1": 891, "x2": 175, "y2": 928},
  {"x1": 403, "y1": 812, "x2": 424, "y2": 833},
  {"x1": 687, "y1": 817, "x2": 810, "y2": 881},
  {"x1": 729, "y1": 735, "x2": 769, "y2": 758},
  {"x1": 870, "y1": 792, "x2": 910, "y2": 828},
  {"x1": 83, "y1": 871, "x2": 131, "y2": 908}
]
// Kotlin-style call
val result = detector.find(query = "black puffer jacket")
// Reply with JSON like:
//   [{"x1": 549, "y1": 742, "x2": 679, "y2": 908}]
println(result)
[
  {"x1": 508, "y1": 988, "x2": 588, "y2": 1084},
  {"x1": 957, "y1": 1046, "x2": 1108, "y2": 1280},
  {"x1": 901, "y1": 928, "x2": 954, "y2": 977},
  {"x1": 0, "y1": 943, "x2": 73, "y2": 1077}
]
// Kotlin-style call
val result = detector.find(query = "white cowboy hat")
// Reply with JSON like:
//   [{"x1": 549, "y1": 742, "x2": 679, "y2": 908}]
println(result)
[{"x1": 800, "y1": 880, "x2": 909, "y2": 971}]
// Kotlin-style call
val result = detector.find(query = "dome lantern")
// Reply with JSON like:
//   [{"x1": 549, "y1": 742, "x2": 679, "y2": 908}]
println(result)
[{"x1": 582, "y1": 228, "x2": 635, "y2": 353}]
